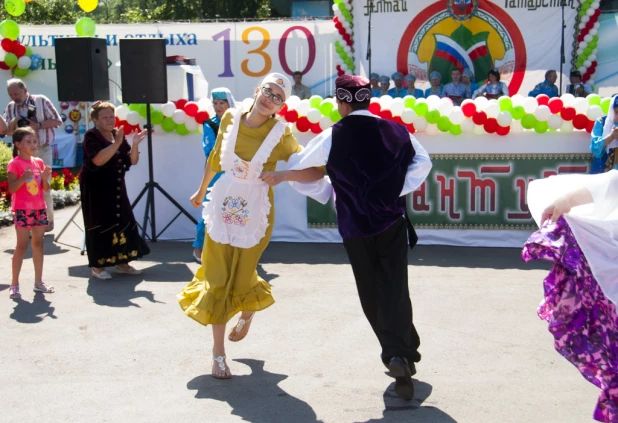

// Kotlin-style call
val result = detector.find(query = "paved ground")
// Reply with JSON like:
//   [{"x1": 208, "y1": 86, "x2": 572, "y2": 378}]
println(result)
[{"x1": 0, "y1": 206, "x2": 599, "y2": 423}]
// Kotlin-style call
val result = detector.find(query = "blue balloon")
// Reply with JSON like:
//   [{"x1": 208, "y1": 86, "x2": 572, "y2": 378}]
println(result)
[
  {"x1": 65, "y1": 124, "x2": 74, "y2": 134},
  {"x1": 78, "y1": 123, "x2": 86, "y2": 134},
  {"x1": 29, "y1": 54, "x2": 42, "y2": 71}
]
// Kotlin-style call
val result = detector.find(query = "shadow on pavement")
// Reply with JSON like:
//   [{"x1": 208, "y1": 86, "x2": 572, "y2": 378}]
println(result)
[
  {"x1": 360, "y1": 379, "x2": 457, "y2": 423},
  {"x1": 187, "y1": 358, "x2": 323, "y2": 423},
  {"x1": 10, "y1": 292, "x2": 57, "y2": 323},
  {"x1": 262, "y1": 243, "x2": 549, "y2": 271},
  {"x1": 4, "y1": 233, "x2": 71, "y2": 258}
]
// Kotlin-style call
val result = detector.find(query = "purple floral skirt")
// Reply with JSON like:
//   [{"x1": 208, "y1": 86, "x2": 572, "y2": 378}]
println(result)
[{"x1": 522, "y1": 217, "x2": 618, "y2": 423}]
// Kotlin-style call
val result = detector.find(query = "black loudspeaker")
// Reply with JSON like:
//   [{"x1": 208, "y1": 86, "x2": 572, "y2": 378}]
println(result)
[
  {"x1": 55, "y1": 38, "x2": 109, "y2": 101},
  {"x1": 119, "y1": 39, "x2": 167, "y2": 104}
]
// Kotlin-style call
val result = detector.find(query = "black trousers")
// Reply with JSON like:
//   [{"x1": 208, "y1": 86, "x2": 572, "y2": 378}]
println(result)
[{"x1": 343, "y1": 217, "x2": 421, "y2": 364}]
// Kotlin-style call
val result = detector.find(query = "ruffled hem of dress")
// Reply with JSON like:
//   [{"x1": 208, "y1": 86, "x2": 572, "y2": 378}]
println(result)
[{"x1": 177, "y1": 278, "x2": 274, "y2": 326}]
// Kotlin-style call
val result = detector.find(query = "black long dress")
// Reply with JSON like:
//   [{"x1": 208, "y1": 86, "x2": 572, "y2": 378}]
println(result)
[{"x1": 79, "y1": 128, "x2": 150, "y2": 268}]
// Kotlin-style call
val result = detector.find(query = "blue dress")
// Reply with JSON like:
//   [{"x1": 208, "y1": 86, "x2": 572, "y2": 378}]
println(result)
[
  {"x1": 193, "y1": 117, "x2": 224, "y2": 249},
  {"x1": 387, "y1": 87, "x2": 407, "y2": 98},
  {"x1": 590, "y1": 116, "x2": 618, "y2": 174},
  {"x1": 404, "y1": 88, "x2": 425, "y2": 99},
  {"x1": 425, "y1": 86, "x2": 443, "y2": 97}
]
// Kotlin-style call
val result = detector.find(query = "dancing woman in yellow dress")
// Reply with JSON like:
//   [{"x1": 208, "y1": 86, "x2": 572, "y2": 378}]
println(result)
[{"x1": 178, "y1": 73, "x2": 324, "y2": 379}]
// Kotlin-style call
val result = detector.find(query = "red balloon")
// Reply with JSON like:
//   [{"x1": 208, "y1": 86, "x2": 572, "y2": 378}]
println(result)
[
  {"x1": 406, "y1": 123, "x2": 416, "y2": 134},
  {"x1": 496, "y1": 125, "x2": 510, "y2": 136},
  {"x1": 120, "y1": 121, "x2": 134, "y2": 134},
  {"x1": 586, "y1": 120, "x2": 595, "y2": 133},
  {"x1": 333, "y1": 17, "x2": 339, "y2": 24},
  {"x1": 484, "y1": 118, "x2": 498, "y2": 134},
  {"x1": 184, "y1": 101, "x2": 199, "y2": 117},
  {"x1": 548, "y1": 98, "x2": 563, "y2": 114},
  {"x1": 561, "y1": 107, "x2": 576, "y2": 121},
  {"x1": 535, "y1": 94, "x2": 549, "y2": 106},
  {"x1": 0, "y1": 61, "x2": 9, "y2": 70},
  {"x1": 392, "y1": 116, "x2": 404, "y2": 125},
  {"x1": 1, "y1": 38, "x2": 12, "y2": 53},
  {"x1": 573, "y1": 114, "x2": 589, "y2": 130},
  {"x1": 461, "y1": 102, "x2": 476, "y2": 117},
  {"x1": 13, "y1": 43, "x2": 26, "y2": 58},
  {"x1": 368, "y1": 102, "x2": 381, "y2": 115},
  {"x1": 296, "y1": 116, "x2": 310, "y2": 132},
  {"x1": 338, "y1": 28, "x2": 345, "y2": 35},
  {"x1": 310, "y1": 123, "x2": 322, "y2": 134},
  {"x1": 284, "y1": 109, "x2": 299, "y2": 123},
  {"x1": 379, "y1": 110, "x2": 393, "y2": 120},
  {"x1": 195, "y1": 110, "x2": 210, "y2": 124},
  {"x1": 114, "y1": 117, "x2": 120, "y2": 127},
  {"x1": 472, "y1": 111, "x2": 487, "y2": 125},
  {"x1": 278, "y1": 104, "x2": 288, "y2": 116},
  {"x1": 175, "y1": 99, "x2": 188, "y2": 110}
]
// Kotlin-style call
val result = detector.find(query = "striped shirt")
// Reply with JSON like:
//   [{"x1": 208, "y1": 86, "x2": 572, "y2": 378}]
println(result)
[{"x1": 3, "y1": 94, "x2": 61, "y2": 146}]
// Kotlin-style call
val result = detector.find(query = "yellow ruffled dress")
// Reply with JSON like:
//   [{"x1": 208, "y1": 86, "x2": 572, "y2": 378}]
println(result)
[{"x1": 178, "y1": 110, "x2": 301, "y2": 326}]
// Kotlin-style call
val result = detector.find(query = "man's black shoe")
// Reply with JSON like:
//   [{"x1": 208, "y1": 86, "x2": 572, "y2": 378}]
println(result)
[{"x1": 388, "y1": 356, "x2": 414, "y2": 400}]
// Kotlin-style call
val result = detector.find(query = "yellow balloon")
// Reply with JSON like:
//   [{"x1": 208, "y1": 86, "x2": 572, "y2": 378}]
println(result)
[{"x1": 78, "y1": 0, "x2": 98, "y2": 13}]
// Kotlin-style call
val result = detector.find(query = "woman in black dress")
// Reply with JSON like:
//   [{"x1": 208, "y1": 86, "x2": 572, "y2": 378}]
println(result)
[{"x1": 80, "y1": 102, "x2": 150, "y2": 280}]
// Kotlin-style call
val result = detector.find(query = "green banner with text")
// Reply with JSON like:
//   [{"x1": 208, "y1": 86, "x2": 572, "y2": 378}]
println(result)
[{"x1": 307, "y1": 153, "x2": 593, "y2": 231}]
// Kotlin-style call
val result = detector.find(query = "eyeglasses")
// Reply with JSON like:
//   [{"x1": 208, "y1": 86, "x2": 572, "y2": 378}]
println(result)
[{"x1": 260, "y1": 86, "x2": 284, "y2": 105}]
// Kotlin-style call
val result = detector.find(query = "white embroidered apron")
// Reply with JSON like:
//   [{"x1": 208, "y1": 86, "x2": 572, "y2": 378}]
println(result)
[{"x1": 203, "y1": 109, "x2": 286, "y2": 248}]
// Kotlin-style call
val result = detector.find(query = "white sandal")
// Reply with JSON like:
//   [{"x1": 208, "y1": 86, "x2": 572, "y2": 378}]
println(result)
[
  {"x1": 228, "y1": 312, "x2": 255, "y2": 342},
  {"x1": 212, "y1": 354, "x2": 231, "y2": 379}
]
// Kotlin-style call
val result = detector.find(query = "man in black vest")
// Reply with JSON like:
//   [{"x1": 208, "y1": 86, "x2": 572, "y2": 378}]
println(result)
[{"x1": 287, "y1": 74, "x2": 432, "y2": 399}]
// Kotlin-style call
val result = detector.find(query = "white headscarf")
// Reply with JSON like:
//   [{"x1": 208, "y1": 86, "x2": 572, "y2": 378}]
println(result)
[
  {"x1": 210, "y1": 87, "x2": 236, "y2": 109},
  {"x1": 602, "y1": 95, "x2": 618, "y2": 153}
]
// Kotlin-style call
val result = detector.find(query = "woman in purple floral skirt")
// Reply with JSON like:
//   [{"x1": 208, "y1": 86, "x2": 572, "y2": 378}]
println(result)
[{"x1": 523, "y1": 170, "x2": 618, "y2": 423}]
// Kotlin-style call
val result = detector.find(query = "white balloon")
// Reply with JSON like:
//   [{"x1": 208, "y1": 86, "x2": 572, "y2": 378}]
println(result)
[
  {"x1": 449, "y1": 107, "x2": 465, "y2": 125},
  {"x1": 584, "y1": 34, "x2": 593, "y2": 43},
  {"x1": 592, "y1": 1, "x2": 600, "y2": 9},
  {"x1": 172, "y1": 109, "x2": 187, "y2": 125},
  {"x1": 584, "y1": 60, "x2": 592, "y2": 68},
  {"x1": 589, "y1": 28, "x2": 598, "y2": 36},
  {"x1": 291, "y1": 122, "x2": 300, "y2": 134},
  {"x1": 370, "y1": 97, "x2": 380, "y2": 105},
  {"x1": 574, "y1": 97, "x2": 589, "y2": 114},
  {"x1": 115, "y1": 105, "x2": 130, "y2": 120},
  {"x1": 460, "y1": 118, "x2": 475, "y2": 133},
  {"x1": 331, "y1": 4, "x2": 337, "y2": 12},
  {"x1": 594, "y1": 22, "x2": 600, "y2": 29},
  {"x1": 307, "y1": 108, "x2": 322, "y2": 123},
  {"x1": 296, "y1": 100, "x2": 310, "y2": 115},
  {"x1": 391, "y1": 102, "x2": 404, "y2": 117},
  {"x1": 578, "y1": 66, "x2": 587, "y2": 74},
  {"x1": 579, "y1": 41, "x2": 588, "y2": 49},
  {"x1": 473, "y1": 124, "x2": 486, "y2": 135},
  {"x1": 126, "y1": 111, "x2": 140, "y2": 126},
  {"x1": 185, "y1": 119, "x2": 199, "y2": 132},
  {"x1": 497, "y1": 111, "x2": 513, "y2": 127},
  {"x1": 548, "y1": 114, "x2": 563, "y2": 130},
  {"x1": 484, "y1": 102, "x2": 500, "y2": 119},
  {"x1": 197, "y1": 97, "x2": 213, "y2": 109},
  {"x1": 162, "y1": 102, "x2": 176, "y2": 117},
  {"x1": 578, "y1": 23, "x2": 586, "y2": 30},
  {"x1": 510, "y1": 94, "x2": 525, "y2": 107},
  {"x1": 523, "y1": 97, "x2": 538, "y2": 114},
  {"x1": 510, "y1": 119, "x2": 523, "y2": 134},
  {"x1": 589, "y1": 54, "x2": 597, "y2": 62},
  {"x1": 413, "y1": 117, "x2": 428, "y2": 132},
  {"x1": 286, "y1": 95, "x2": 301, "y2": 110},
  {"x1": 150, "y1": 103, "x2": 163, "y2": 111},
  {"x1": 588, "y1": 79, "x2": 595, "y2": 86},
  {"x1": 586, "y1": 105, "x2": 603, "y2": 120},
  {"x1": 576, "y1": 48, "x2": 584, "y2": 55},
  {"x1": 426, "y1": 95, "x2": 441, "y2": 109},
  {"x1": 378, "y1": 95, "x2": 394, "y2": 109},
  {"x1": 560, "y1": 120, "x2": 574, "y2": 133},
  {"x1": 586, "y1": 8, "x2": 595, "y2": 16},
  {"x1": 17, "y1": 56, "x2": 31, "y2": 70},
  {"x1": 581, "y1": 15, "x2": 590, "y2": 23},
  {"x1": 473, "y1": 96, "x2": 489, "y2": 109},
  {"x1": 560, "y1": 93, "x2": 576, "y2": 107},
  {"x1": 319, "y1": 116, "x2": 332, "y2": 130},
  {"x1": 401, "y1": 108, "x2": 417, "y2": 124},
  {"x1": 425, "y1": 124, "x2": 439, "y2": 136},
  {"x1": 438, "y1": 98, "x2": 454, "y2": 116},
  {"x1": 533, "y1": 105, "x2": 551, "y2": 121}
]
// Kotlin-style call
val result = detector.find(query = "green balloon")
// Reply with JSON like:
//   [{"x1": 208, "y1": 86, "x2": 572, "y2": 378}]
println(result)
[
  {"x1": 24, "y1": 46, "x2": 32, "y2": 57},
  {"x1": 425, "y1": 109, "x2": 440, "y2": 124},
  {"x1": 319, "y1": 100, "x2": 333, "y2": 116},
  {"x1": 511, "y1": 105, "x2": 525, "y2": 120},
  {"x1": 0, "y1": 19, "x2": 19, "y2": 40},
  {"x1": 4, "y1": 52, "x2": 17, "y2": 67},
  {"x1": 338, "y1": 2, "x2": 346, "y2": 11},
  {"x1": 161, "y1": 117, "x2": 176, "y2": 132},
  {"x1": 578, "y1": 10, "x2": 586, "y2": 17},
  {"x1": 414, "y1": 101, "x2": 428, "y2": 117},
  {"x1": 587, "y1": 94, "x2": 601, "y2": 106},
  {"x1": 521, "y1": 114, "x2": 537, "y2": 129},
  {"x1": 601, "y1": 97, "x2": 610, "y2": 114},
  {"x1": 437, "y1": 116, "x2": 451, "y2": 132},
  {"x1": 5, "y1": 0, "x2": 26, "y2": 17},
  {"x1": 330, "y1": 108, "x2": 342, "y2": 123},
  {"x1": 498, "y1": 96, "x2": 513, "y2": 112},
  {"x1": 138, "y1": 104, "x2": 148, "y2": 118},
  {"x1": 176, "y1": 123, "x2": 189, "y2": 135},
  {"x1": 534, "y1": 120, "x2": 548, "y2": 134},
  {"x1": 584, "y1": 47, "x2": 592, "y2": 55},
  {"x1": 129, "y1": 103, "x2": 140, "y2": 112},
  {"x1": 76, "y1": 17, "x2": 96, "y2": 37},
  {"x1": 449, "y1": 124, "x2": 462, "y2": 136},
  {"x1": 13, "y1": 67, "x2": 28, "y2": 77},
  {"x1": 403, "y1": 96, "x2": 416, "y2": 109},
  {"x1": 309, "y1": 95, "x2": 323, "y2": 108},
  {"x1": 151, "y1": 110, "x2": 164, "y2": 124}
]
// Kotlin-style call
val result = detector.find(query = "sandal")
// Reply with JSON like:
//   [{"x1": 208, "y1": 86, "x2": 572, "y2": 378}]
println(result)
[
  {"x1": 212, "y1": 354, "x2": 232, "y2": 379},
  {"x1": 228, "y1": 312, "x2": 255, "y2": 342},
  {"x1": 33, "y1": 281, "x2": 55, "y2": 293},
  {"x1": 9, "y1": 285, "x2": 21, "y2": 299}
]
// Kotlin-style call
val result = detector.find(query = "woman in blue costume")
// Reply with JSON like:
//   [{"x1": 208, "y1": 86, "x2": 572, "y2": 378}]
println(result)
[
  {"x1": 462, "y1": 68, "x2": 478, "y2": 99},
  {"x1": 424, "y1": 71, "x2": 443, "y2": 97},
  {"x1": 192, "y1": 87, "x2": 236, "y2": 262},
  {"x1": 589, "y1": 95, "x2": 618, "y2": 174},
  {"x1": 472, "y1": 69, "x2": 509, "y2": 100},
  {"x1": 404, "y1": 74, "x2": 424, "y2": 98}
]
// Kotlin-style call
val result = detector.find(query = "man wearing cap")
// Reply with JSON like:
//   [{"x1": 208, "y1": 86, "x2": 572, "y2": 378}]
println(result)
[
  {"x1": 287, "y1": 74, "x2": 432, "y2": 400},
  {"x1": 529, "y1": 70, "x2": 559, "y2": 98},
  {"x1": 441, "y1": 68, "x2": 468, "y2": 105},
  {"x1": 404, "y1": 74, "x2": 424, "y2": 98},
  {"x1": 370, "y1": 73, "x2": 380, "y2": 93},
  {"x1": 565, "y1": 70, "x2": 592, "y2": 98},
  {"x1": 373, "y1": 75, "x2": 390, "y2": 98},
  {"x1": 388, "y1": 72, "x2": 407, "y2": 98}
]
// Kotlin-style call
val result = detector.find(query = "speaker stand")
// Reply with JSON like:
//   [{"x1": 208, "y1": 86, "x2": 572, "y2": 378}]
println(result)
[
  {"x1": 54, "y1": 203, "x2": 87, "y2": 255},
  {"x1": 131, "y1": 104, "x2": 197, "y2": 242}
]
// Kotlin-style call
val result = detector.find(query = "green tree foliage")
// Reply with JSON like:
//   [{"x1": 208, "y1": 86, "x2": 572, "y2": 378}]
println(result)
[{"x1": 0, "y1": 0, "x2": 272, "y2": 24}]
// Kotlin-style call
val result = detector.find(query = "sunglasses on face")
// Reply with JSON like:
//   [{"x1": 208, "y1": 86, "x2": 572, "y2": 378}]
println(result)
[{"x1": 260, "y1": 86, "x2": 284, "y2": 105}]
